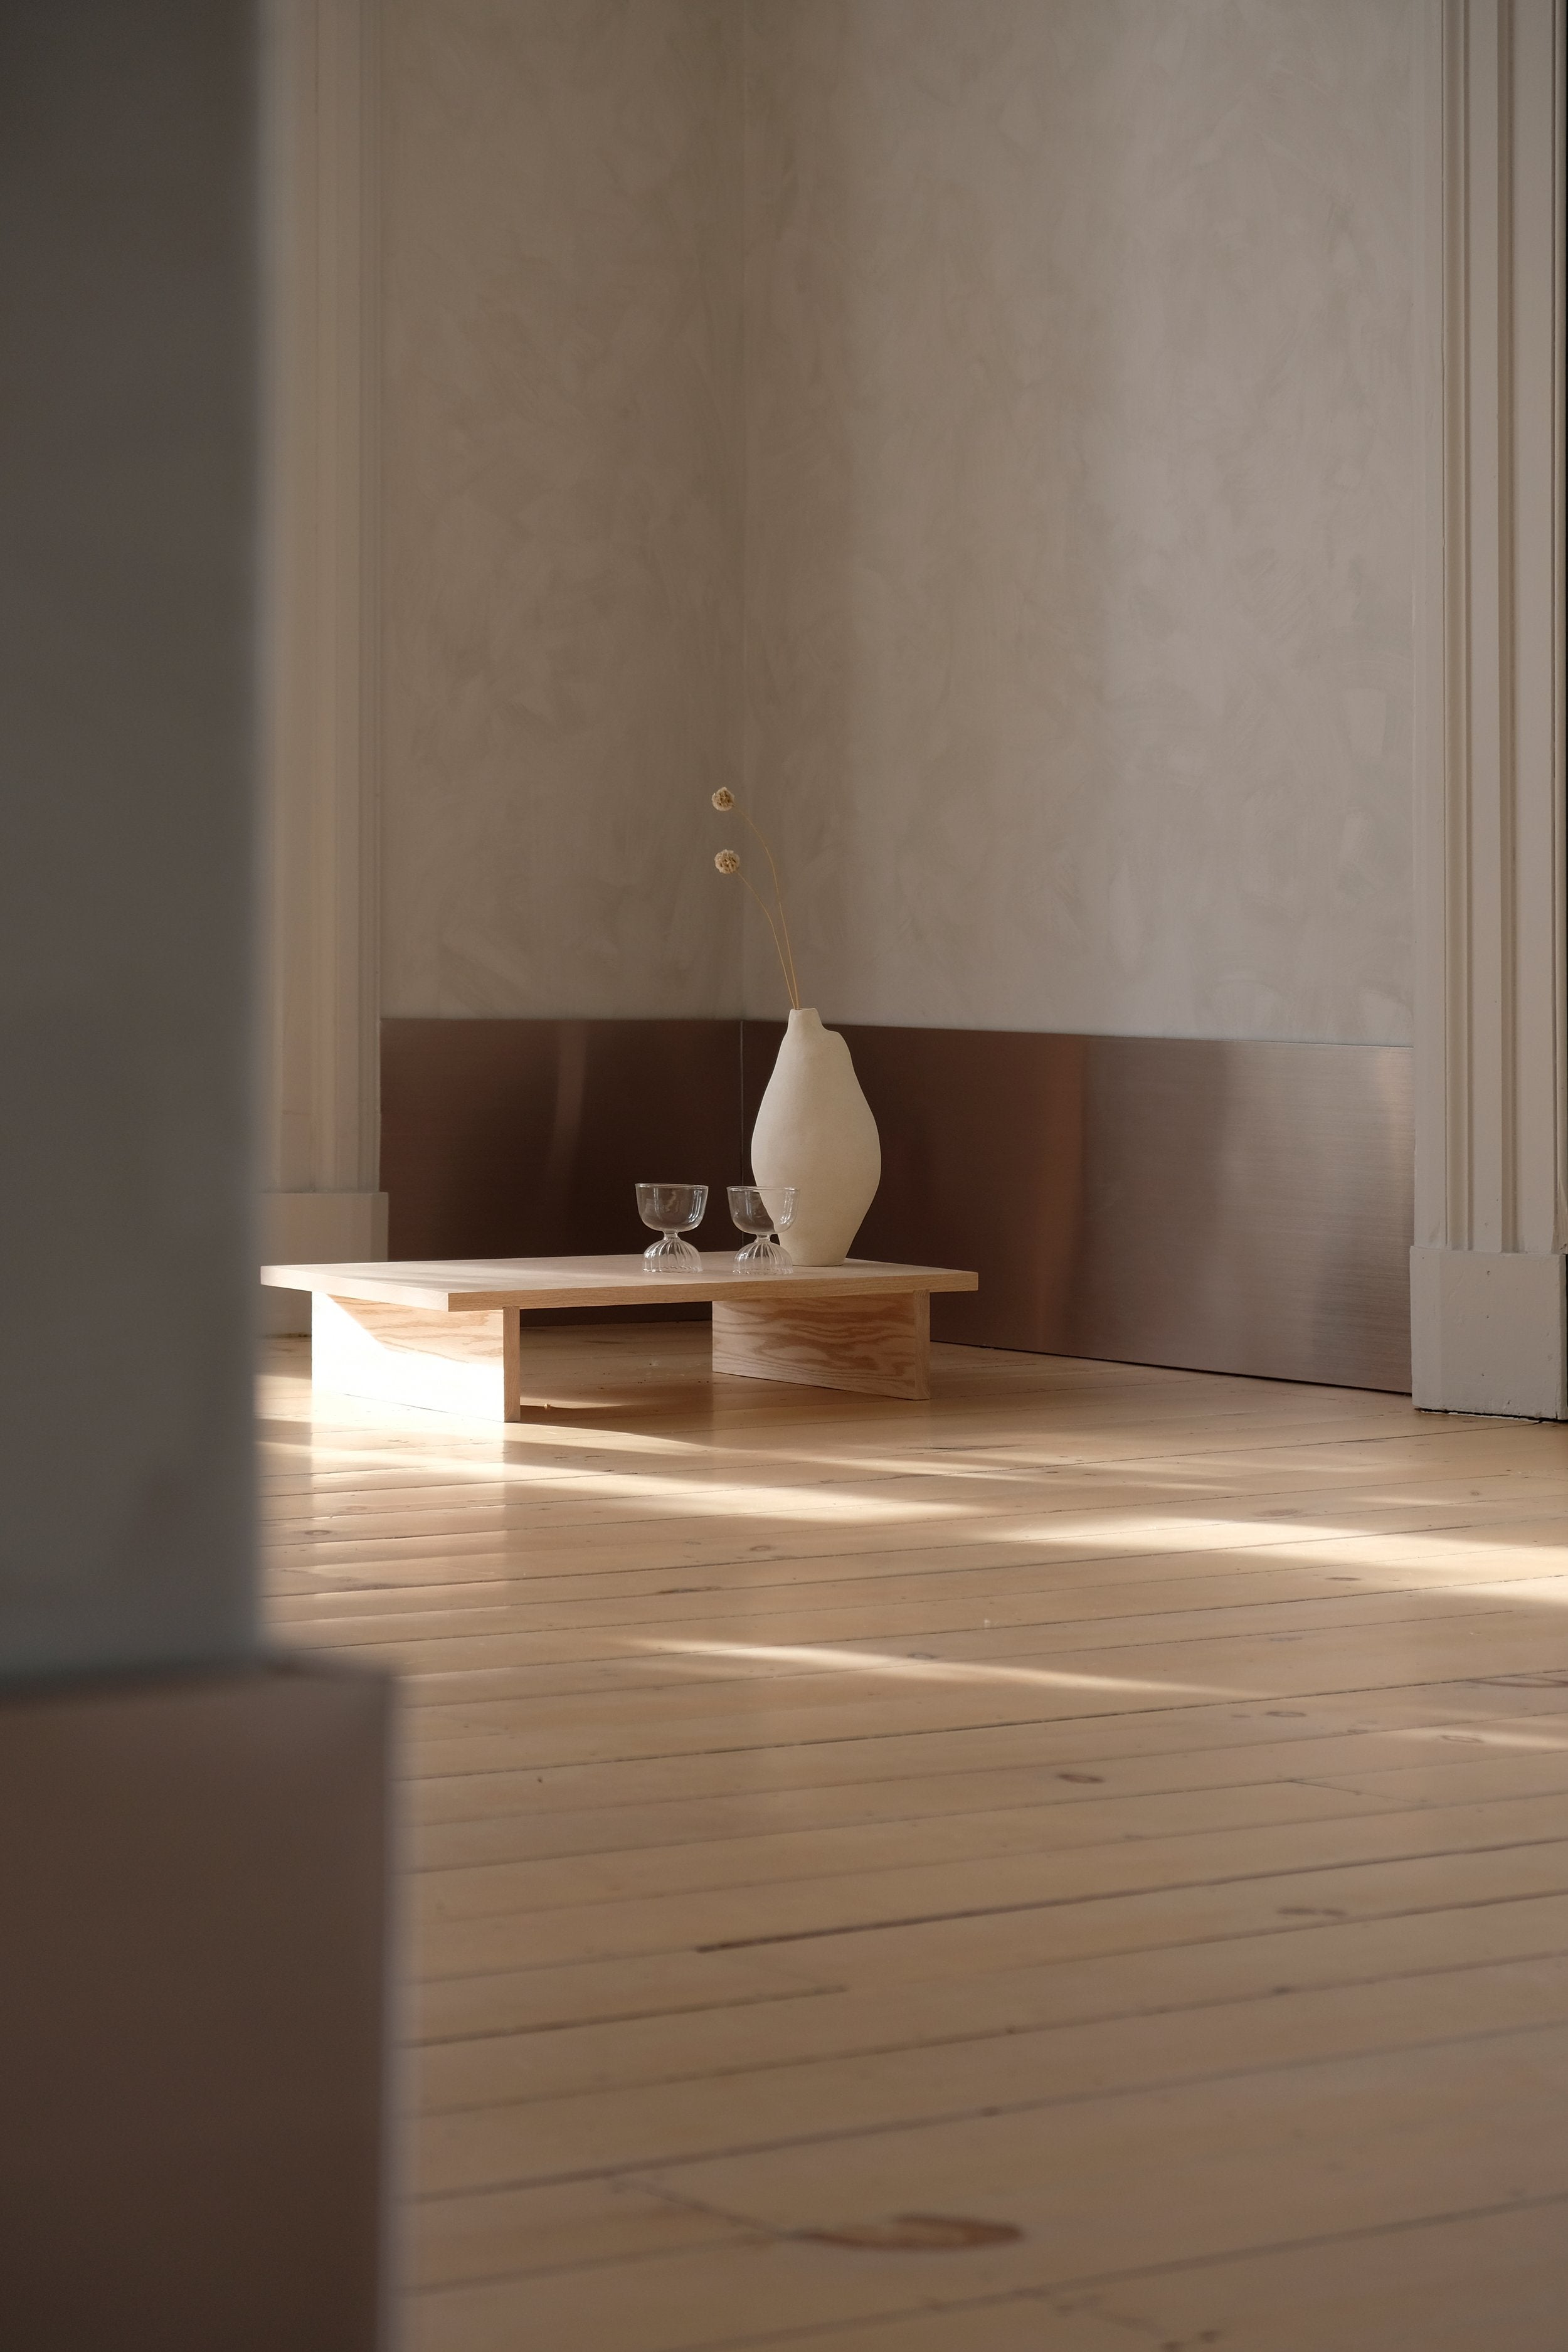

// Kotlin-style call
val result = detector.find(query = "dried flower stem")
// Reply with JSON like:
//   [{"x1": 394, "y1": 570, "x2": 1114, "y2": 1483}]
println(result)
[
  {"x1": 711, "y1": 787, "x2": 803, "y2": 1010},
  {"x1": 736, "y1": 868, "x2": 800, "y2": 1010},
  {"x1": 738, "y1": 812, "x2": 802, "y2": 1011}
]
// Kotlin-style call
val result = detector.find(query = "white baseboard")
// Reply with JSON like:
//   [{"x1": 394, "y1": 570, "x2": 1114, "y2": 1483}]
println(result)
[
  {"x1": 260, "y1": 1191, "x2": 388, "y2": 1336},
  {"x1": 1409, "y1": 1246, "x2": 1567, "y2": 1419}
]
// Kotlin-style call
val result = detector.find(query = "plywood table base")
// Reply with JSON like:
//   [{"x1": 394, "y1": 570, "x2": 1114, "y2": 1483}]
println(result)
[
  {"x1": 263, "y1": 1254, "x2": 977, "y2": 1419},
  {"x1": 711, "y1": 1290, "x2": 931, "y2": 1400},
  {"x1": 310, "y1": 1295, "x2": 524, "y2": 1422}
]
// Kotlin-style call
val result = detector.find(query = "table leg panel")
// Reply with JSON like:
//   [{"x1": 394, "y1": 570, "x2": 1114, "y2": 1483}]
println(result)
[
  {"x1": 711, "y1": 1291, "x2": 930, "y2": 1401},
  {"x1": 312, "y1": 1295, "x2": 513, "y2": 1421}
]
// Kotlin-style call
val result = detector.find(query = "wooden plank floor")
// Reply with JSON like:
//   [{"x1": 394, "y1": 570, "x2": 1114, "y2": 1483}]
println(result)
[{"x1": 259, "y1": 1324, "x2": 1568, "y2": 2351}]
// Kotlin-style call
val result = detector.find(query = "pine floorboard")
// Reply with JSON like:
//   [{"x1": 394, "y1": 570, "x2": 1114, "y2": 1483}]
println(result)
[{"x1": 259, "y1": 1325, "x2": 1568, "y2": 2349}]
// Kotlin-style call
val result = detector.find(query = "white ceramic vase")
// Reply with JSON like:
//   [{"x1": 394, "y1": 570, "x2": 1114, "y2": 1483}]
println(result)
[{"x1": 751, "y1": 1009, "x2": 881, "y2": 1267}]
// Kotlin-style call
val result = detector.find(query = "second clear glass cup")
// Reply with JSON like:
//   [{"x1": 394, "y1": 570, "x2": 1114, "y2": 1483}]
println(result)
[
  {"x1": 728, "y1": 1185, "x2": 795, "y2": 1271},
  {"x1": 635, "y1": 1182, "x2": 708, "y2": 1269}
]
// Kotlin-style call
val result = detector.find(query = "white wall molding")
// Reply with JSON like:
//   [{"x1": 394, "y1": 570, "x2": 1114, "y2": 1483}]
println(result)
[
  {"x1": 260, "y1": 0, "x2": 384, "y2": 1329},
  {"x1": 1412, "y1": 0, "x2": 1567, "y2": 1414}
]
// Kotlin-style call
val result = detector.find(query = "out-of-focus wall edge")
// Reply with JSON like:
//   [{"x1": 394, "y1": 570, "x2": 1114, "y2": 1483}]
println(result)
[
  {"x1": 0, "y1": 1658, "x2": 393, "y2": 2352},
  {"x1": 0, "y1": 7, "x2": 393, "y2": 2338},
  {"x1": 260, "y1": 0, "x2": 386, "y2": 1335}
]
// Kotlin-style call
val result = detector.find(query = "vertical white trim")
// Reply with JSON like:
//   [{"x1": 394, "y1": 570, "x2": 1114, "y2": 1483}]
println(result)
[
  {"x1": 1512, "y1": 0, "x2": 1568, "y2": 1254},
  {"x1": 259, "y1": 0, "x2": 383, "y2": 1275},
  {"x1": 1411, "y1": 0, "x2": 1567, "y2": 1414},
  {"x1": 1412, "y1": 0, "x2": 1449, "y2": 1256}
]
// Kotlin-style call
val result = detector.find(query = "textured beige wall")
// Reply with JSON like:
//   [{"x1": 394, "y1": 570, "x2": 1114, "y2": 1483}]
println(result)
[
  {"x1": 381, "y1": 0, "x2": 1416, "y2": 1043},
  {"x1": 380, "y1": 0, "x2": 741, "y2": 1017},
  {"x1": 743, "y1": 0, "x2": 1416, "y2": 1040}
]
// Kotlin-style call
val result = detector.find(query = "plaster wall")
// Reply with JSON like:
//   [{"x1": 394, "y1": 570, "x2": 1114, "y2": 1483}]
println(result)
[
  {"x1": 743, "y1": 0, "x2": 1417, "y2": 1039},
  {"x1": 379, "y1": 0, "x2": 743, "y2": 1019},
  {"x1": 378, "y1": 0, "x2": 1417, "y2": 1046}
]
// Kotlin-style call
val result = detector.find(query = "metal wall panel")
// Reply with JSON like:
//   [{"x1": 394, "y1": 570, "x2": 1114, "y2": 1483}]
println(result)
[
  {"x1": 1067, "y1": 1037, "x2": 1411, "y2": 1390},
  {"x1": 748, "y1": 1026, "x2": 1413, "y2": 1393},
  {"x1": 384, "y1": 1020, "x2": 1414, "y2": 1392},
  {"x1": 382, "y1": 1017, "x2": 743, "y2": 1261}
]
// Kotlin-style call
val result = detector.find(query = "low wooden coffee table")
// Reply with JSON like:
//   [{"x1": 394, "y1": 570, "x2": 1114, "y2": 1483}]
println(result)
[{"x1": 262, "y1": 1253, "x2": 979, "y2": 1418}]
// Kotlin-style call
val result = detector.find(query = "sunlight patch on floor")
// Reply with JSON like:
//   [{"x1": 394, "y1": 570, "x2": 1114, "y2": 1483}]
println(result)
[
  {"x1": 634, "y1": 1636, "x2": 1237, "y2": 1698},
  {"x1": 1388, "y1": 1723, "x2": 1568, "y2": 1752}
]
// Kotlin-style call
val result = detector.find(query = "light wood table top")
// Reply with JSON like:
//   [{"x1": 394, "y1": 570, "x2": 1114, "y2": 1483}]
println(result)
[{"x1": 260, "y1": 1253, "x2": 979, "y2": 1314}]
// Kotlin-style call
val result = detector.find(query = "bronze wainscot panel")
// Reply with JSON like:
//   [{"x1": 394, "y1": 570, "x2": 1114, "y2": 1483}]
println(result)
[
  {"x1": 784, "y1": 1027, "x2": 1414, "y2": 1393},
  {"x1": 385, "y1": 1020, "x2": 1412, "y2": 1392}
]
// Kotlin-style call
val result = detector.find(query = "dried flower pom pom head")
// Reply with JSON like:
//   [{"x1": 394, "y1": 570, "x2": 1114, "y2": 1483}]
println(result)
[{"x1": 707, "y1": 790, "x2": 800, "y2": 1009}]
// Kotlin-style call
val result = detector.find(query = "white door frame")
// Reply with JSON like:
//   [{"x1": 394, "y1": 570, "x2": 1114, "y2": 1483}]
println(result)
[
  {"x1": 258, "y1": 0, "x2": 386, "y2": 1322},
  {"x1": 1412, "y1": 0, "x2": 1567, "y2": 1414}
]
